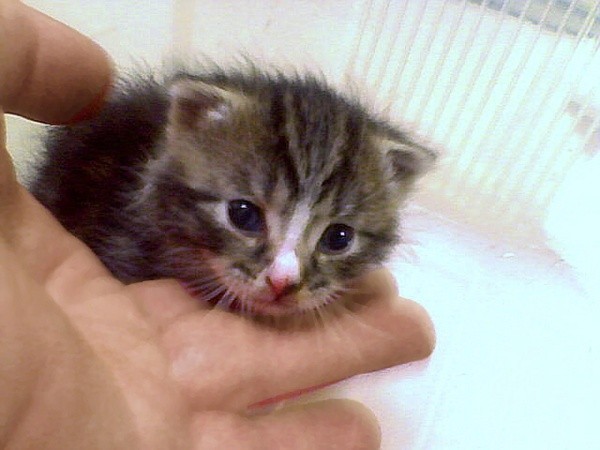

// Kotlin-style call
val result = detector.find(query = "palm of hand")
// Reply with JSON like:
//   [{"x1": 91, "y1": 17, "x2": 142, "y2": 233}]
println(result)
[{"x1": 3, "y1": 185, "x2": 427, "y2": 449}]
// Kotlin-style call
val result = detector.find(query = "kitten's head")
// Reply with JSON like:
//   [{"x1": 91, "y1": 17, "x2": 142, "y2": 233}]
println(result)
[{"x1": 140, "y1": 72, "x2": 435, "y2": 316}]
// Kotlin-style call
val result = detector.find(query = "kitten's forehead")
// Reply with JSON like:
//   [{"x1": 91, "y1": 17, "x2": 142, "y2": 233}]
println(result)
[
  {"x1": 255, "y1": 81, "x2": 386, "y2": 209},
  {"x1": 166, "y1": 72, "x2": 404, "y2": 225},
  {"x1": 267, "y1": 201, "x2": 312, "y2": 250}
]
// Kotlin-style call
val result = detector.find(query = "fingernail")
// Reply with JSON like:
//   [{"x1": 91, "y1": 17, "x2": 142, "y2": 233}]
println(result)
[{"x1": 66, "y1": 77, "x2": 112, "y2": 124}]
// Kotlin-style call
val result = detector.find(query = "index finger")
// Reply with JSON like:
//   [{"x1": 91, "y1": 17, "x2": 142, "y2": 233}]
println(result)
[{"x1": 0, "y1": 0, "x2": 113, "y2": 124}]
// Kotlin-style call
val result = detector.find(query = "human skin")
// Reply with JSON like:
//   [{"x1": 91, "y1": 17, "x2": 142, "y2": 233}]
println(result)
[{"x1": 0, "y1": 1, "x2": 436, "y2": 448}]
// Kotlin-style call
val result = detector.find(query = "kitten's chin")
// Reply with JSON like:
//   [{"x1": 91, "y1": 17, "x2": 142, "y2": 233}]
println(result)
[
  {"x1": 179, "y1": 281, "x2": 305, "y2": 317},
  {"x1": 233, "y1": 291, "x2": 309, "y2": 317},
  {"x1": 243, "y1": 299, "x2": 300, "y2": 317}
]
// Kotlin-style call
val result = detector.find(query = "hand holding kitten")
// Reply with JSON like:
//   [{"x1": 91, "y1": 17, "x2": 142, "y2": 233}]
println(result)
[{"x1": 0, "y1": 1, "x2": 435, "y2": 449}]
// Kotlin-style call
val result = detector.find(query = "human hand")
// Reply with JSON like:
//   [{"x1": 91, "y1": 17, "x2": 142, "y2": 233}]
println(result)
[{"x1": 0, "y1": 1, "x2": 435, "y2": 448}]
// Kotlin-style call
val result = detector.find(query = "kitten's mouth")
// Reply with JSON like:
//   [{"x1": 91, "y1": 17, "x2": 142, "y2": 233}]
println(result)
[
  {"x1": 180, "y1": 280, "x2": 300, "y2": 317},
  {"x1": 245, "y1": 292, "x2": 300, "y2": 316}
]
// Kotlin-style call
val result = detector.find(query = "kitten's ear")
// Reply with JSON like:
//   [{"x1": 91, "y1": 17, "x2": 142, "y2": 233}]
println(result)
[
  {"x1": 379, "y1": 134, "x2": 437, "y2": 186},
  {"x1": 167, "y1": 79, "x2": 249, "y2": 130}
]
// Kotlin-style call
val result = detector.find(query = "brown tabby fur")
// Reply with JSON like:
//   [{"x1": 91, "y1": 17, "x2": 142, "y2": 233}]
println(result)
[{"x1": 28, "y1": 67, "x2": 435, "y2": 316}]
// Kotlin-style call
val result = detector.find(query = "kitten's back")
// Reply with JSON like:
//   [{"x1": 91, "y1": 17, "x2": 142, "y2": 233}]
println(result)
[{"x1": 29, "y1": 76, "x2": 170, "y2": 235}]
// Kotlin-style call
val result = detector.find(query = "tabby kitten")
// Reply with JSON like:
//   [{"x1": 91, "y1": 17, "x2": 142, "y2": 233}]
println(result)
[{"x1": 28, "y1": 68, "x2": 435, "y2": 317}]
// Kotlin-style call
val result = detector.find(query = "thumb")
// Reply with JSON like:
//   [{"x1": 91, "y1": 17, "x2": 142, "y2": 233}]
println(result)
[
  {"x1": 1, "y1": 0, "x2": 112, "y2": 235},
  {"x1": 0, "y1": 0, "x2": 113, "y2": 124}
]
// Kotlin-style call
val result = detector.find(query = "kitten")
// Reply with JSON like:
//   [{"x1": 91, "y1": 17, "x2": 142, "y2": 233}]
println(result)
[{"x1": 28, "y1": 67, "x2": 435, "y2": 317}]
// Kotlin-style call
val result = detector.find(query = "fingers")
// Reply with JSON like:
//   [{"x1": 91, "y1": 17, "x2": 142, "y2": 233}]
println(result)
[
  {"x1": 139, "y1": 270, "x2": 435, "y2": 411},
  {"x1": 1, "y1": 0, "x2": 112, "y2": 240},
  {"x1": 191, "y1": 400, "x2": 381, "y2": 450},
  {"x1": 0, "y1": 0, "x2": 113, "y2": 124}
]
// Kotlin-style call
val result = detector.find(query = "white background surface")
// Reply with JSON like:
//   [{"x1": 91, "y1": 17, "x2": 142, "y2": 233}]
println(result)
[{"x1": 336, "y1": 205, "x2": 600, "y2": 449}]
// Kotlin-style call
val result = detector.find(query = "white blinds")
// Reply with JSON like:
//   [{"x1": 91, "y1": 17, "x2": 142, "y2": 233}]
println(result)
[{"x1": 346, "y1": 0, "x2": 600, "y2": 244}]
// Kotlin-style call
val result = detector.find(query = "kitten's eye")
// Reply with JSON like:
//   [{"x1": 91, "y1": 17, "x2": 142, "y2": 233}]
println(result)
[
  {"x1": 228, "y1": 200, "x2": 264, "y2": 235},
  {"x1": 319, "y1": 224, "x2": 355, "y2": 254}
]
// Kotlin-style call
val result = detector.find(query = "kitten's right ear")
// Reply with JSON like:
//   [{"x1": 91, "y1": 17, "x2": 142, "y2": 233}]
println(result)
[
  {"x1": 167, "y1": 79, "x2": 248, "y2": 131},
  {"x1": 379, "y1": 133, "x2": 438, "y2": 187}
]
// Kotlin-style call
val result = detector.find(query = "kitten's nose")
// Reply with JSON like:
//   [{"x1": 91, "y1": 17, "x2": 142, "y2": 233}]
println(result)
[
  {"x1": 266, "y1": 249, "x2": 300, "y2": 298},
  {"x1": 266, "y1": 275, "x2": 297, "y2": 297}
]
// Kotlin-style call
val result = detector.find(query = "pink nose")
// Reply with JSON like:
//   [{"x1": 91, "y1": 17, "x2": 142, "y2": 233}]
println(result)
[
  {"x1": 266, "y1": 249, "x2": 300, "y2": 298},
  {"x1": 266, "y1": 275, "x2": 295, "y2": 297}
]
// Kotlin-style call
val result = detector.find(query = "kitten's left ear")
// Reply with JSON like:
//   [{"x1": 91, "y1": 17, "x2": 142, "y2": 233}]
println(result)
[
  {"x1": 379, "y1": 133, "x2": 437, "y2": 186},
  {"x1": 167, "y1": 78, "x2": 249, "y2": 131}
]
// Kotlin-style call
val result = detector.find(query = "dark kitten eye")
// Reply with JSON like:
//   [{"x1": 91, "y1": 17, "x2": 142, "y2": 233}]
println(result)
[
  {"x1": 319, "y1": 224, "x2": 355, "y2": 254},
  {"x1": 228, "y1": 200, "x2": 264, "y2": 235}
]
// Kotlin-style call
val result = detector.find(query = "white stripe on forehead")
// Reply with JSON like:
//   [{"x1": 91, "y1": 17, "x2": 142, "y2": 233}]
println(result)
[
  {"x1": 265, "y1": 201, "x2": 311, "y2": 286},
  {"x1": 280, "y1": 202, "x2": 311, "y2": 252},
  {"x1": 266, "y1": 200, "x2": 312, "y2": 250}
]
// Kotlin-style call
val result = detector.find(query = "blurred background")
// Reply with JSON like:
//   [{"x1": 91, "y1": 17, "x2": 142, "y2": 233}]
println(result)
[{"x1": 7, "y1": 1, "x2": 600, "y2": 448}]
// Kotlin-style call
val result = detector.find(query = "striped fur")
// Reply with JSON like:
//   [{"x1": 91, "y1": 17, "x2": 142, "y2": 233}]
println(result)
[{"x1": 28, "y1": 68, "x2": 435, "y2": 316}]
